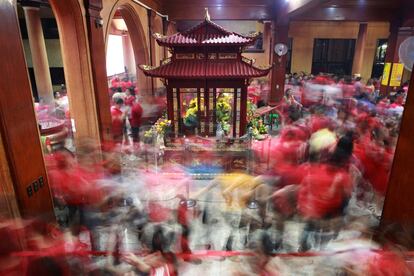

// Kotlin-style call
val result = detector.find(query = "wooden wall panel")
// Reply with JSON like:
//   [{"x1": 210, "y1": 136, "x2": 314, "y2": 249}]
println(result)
[
  {"x1": 0, "y1": 134, "x2": 21, "y2": 219},
  {"x1": 288, "y1": 21, "x2": 389, "y2": 80},
  {"x1": 292, "y1": 7, "x2": 395, "y2": 22},
  {"x1": 381, "y1": 67, "x2": 414, "y2": 226},
  {"x1": 0, "y1": 0, "x2": 54, "y2": 219},
  {"x1": 163, "y1": 0, "x2": 273, "y2": 20},
  {"x1": 85, "y1": 0, "x2": 113, "y2": 142}
]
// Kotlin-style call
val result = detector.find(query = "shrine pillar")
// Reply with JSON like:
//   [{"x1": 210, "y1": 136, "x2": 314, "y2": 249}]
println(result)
[
  {"x1": 148, "y1": 9, "x2": 156, "y2": 95},
  {"x1": 162, "y1": 17, "x2": 169, "y2": 59},
  {"x1": 84, "y1": 0, "x2": 112, "y2": 142},
  {"x1": 270, "y1": 21, "x2": 289, "y2": 105},
  {"x1": 381, "y1": 64, "x2": 414, "y2": 231},
  {"x1": 352, "y1": 23, "x2": 368, "y2": 76},
  {"x1": 240, "y1": 86, "x2": 248, "y2": 136},
  {"x1": 22, "y1": 3, "x2": 54, "y2": 104},
  {"x1": 166, "y1": 85, "x2": 174, "y2": 134},
  {"x1": 380, "y1": 20, "x2": 401, "y2": 95}
]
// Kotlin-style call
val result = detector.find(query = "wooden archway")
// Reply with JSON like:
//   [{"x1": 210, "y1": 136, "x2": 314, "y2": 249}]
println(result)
[
  {"x1": 105, "y1": 1, "x2": 151, "y2": 95},
  {"x1": 48, "y1": 0, "x2": 101, "y2": 144}
]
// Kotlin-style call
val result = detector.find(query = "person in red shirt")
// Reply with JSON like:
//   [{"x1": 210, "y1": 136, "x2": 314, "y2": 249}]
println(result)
[
  {"x1": 124, "y1": 87, "x2": 136, "y2": 107},
  {"x1": 297, "y1": 134, "x2": 354, "y2": 251},
  {"x1": 111, "y1": 98, "x2": 125, "y2": 144},
  {"x1": 129, "y1": 98, "x2": 143, "y2": 143}
]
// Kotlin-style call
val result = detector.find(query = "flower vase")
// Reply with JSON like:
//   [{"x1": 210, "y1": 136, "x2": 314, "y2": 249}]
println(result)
[{"x1": 156, "y1": 134, "x2": 165, "y2": 151}]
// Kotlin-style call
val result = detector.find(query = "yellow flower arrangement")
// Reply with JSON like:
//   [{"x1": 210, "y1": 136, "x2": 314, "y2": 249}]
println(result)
[{"x1": 144, "y1": 117, "x2": 172, "y2": 140}]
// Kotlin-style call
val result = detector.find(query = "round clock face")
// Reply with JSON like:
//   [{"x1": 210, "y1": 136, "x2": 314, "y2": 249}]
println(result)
[
  {"x1": 274, "y1": 43, "x2": 288, "y2": 56},
  {"x1": 399, "y1": 36, "x2": 414, "y2": 71}
]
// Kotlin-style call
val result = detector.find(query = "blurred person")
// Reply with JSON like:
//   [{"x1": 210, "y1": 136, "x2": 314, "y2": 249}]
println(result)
[
  {"x1": 342, "y1": 76, "x2": 356, "y2": 100},
  {"x1": 269, "y1": 125, "x2": 309, "y2": 187},
  {"x1": 298, "y1": 134, "x2": 354, "y2": 251},
  {"x1": 129, "y1": 97, "x2": 143, "y2": 145},
  {"x1": 354, "y1": 76, "x2": 363, "y2": 97},
  {"x1": 121, "y1": 212, "x2": 178, "y2": 275},
  {"x1": 26, "y1": 256, "x2": 70, "y2": 276},
  {"x1": 111, "y1": 87, "x2": 125, "y2": 105},
  {"x1": 0, "y1": 220, "x2": 28, "y2": 275},
  {"x1": 124, "y1": 87, "x2": 136, "y2": 107},
  {"x1": 353, "y1": 127, "x2": 394, "y2": 214},
  {"x1": 283, "y1": 88, "x2": 303, "y2": 123},
  {"x1": 53, "y1": 91, "x2": 62, "y2": 100},
  {"x1": 111, "y1": 98, "x2": 126, "y2": 144},
  {"x1": 308, "y1": 109, "x2": 336, "y2": 134},
  {"x1": 191, "y1": 173, "x2": 269, "y2": 251},
  {"x1": 47, "y1": 152, "x2": 87, "y2": 229},
  {"x1": 365, "y1": 79, "x2": 375, "y2": 95}
]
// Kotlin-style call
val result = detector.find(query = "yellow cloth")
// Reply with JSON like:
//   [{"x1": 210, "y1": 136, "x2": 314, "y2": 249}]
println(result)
[
  {"x1": 215, "y1": 173, "x2": 262, "y2": 210},
  {"x1": 309, "y1": 128, "x2": 337, "y2": 154}
]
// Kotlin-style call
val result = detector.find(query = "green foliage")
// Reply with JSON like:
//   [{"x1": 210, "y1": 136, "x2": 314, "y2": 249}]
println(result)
[
  {"x1": 247, "y1": 99, "x2": 267, "y2": 139},
  {"x1": 216, "y1": 94, "x2": 232, "y2": 135},
  {"x1": 183, "y1": 98, "x2": 200, "y2": 127}
]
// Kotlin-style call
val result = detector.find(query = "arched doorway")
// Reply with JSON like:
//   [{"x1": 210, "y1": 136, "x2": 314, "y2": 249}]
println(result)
[
  {"x1": 4, "y1": 0, "x2": 102, "y2": 218},
  {"x1": 48, "y1": 0, "x2": 101, "y2": 144},
  {"x1": 105, "y1": 1, "x2": 150, "y2": 96}
]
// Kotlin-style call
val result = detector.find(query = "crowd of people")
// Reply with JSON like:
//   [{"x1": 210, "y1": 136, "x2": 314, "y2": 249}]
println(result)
[
  {"x1": 109, "y1": 77, "x2": 143, "y2": 146},
  {"x1": 109, "y1": 76, "x2": 167, "y2": 147},
  {"x1": 1, "y1": 73, "x2": 413, "y2": 275}
]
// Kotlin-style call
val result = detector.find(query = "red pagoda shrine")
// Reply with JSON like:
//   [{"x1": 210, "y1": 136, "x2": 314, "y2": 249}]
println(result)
[{"x1": 139, "y1": 9, "x2": 272, "y2": 138}]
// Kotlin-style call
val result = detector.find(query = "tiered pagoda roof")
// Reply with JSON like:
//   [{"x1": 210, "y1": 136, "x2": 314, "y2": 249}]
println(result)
[
  {"x1": 152, "y1": 19, "x2": 258, "y2": 47},
  {"x1": 140, "y1": 59, "x2": 271, "y2": 79},
  {"x1": 139, "y1": 9, "x2": 272, "y2": 80}
]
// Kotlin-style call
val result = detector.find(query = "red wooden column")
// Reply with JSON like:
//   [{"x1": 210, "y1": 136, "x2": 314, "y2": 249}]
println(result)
[
  {"x1": 239, "y1": 85, "x2": 248, "y2": 136},
  {"x1": 352, "y1": 23, "x2": 368, "y2": 76},
  {"x1": 0, "y1": 1, "x2": 54, "y2": 219},
  {"x1": 84, "y1": 0, "x2": 112, "y2": 142},
  {"x1": 162, "y1": 17, "x2": 169, "y2": 60},
  {"x1": 380, "y1": 20, "x2": 401, "y2": 95},
  {"x1": 269, "y1": 22, "x2": 289, "y2": 105},
  {"x1": 381, "y1": 66, "x2": 414, "y2": 229},
  {"x1": 148, "y1": 9, "x2": 156, "y2": 96},
  {"x1": 166, "y1": 85, "x2": 174, "y2": 134}
]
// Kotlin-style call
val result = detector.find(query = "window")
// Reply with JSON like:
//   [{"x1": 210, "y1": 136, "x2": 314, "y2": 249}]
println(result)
[
  {"x1": 371, "y1": 39, "x2": 388, "y2": 79},
  {"x1": 106, "y1": 35, "x2": 125, "y2": 76},
  {"x1": 311, "y1": 39, "x2": 356, "y2": 76},
  {"x1": 244, "y1": 32, "x2": 264, "y2": 53}
]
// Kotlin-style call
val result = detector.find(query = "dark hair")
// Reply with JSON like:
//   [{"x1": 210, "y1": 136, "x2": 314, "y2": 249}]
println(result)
[
  {"x1": 285, "y1": 88, "x2": 292, "y2": 96},
  {"x1": 117, "y1": 87, "x2": 122, "y2": 92},
  {"x1": 344, "y1": 76, "x2": 352, "y2": 84},
  {"x1": 115, "y1": 98, "x2": 124, "y2": 105},
  {"x1": 152, "y1": 226, "x2": 174, "y2": 253},
  {"x1": 128, "y1": 86, "x2": 136, "y2": 96},
  {"x1": 329, "y1": 132, "x2": 354, "y2": 167},
  {"x1": 89, "y1": 268, "x2": 116, "y2": 276},
  {"x1": 26, "y1": 257, "x2": 64, "y2": 276}
]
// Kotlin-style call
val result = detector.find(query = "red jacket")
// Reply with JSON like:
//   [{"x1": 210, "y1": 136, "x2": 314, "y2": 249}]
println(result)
[
  {"x1": 111, "y1": 106, "x2": 124, "y2": 135},
  {"x1": 125, "y1": 95, "x2": 136, "y2": 107},
  {"x1": 130, "y1": 103, "x2": 143, "y2": 128},
  {"x1": 298, "y1": 164, "x2": 353, "y2": 219}
]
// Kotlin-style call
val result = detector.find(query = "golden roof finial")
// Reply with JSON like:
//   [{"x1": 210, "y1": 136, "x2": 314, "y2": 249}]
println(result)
[{"x1": 205, "y1": 7, "x2": 211, "y2": 21}]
